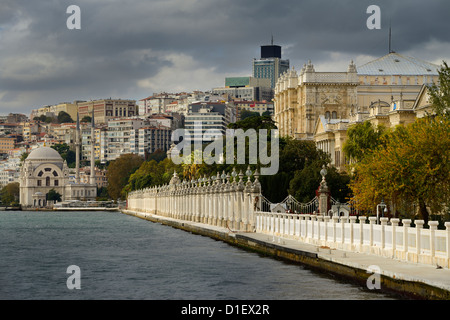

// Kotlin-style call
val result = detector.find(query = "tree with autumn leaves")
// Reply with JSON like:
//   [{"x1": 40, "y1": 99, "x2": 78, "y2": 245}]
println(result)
[
  {"x1": 346, "y1": 62, "x2": 450, "y2": 223},
  {"x1": 348, "y1": 116, "x2": 450, "y2": 223}
]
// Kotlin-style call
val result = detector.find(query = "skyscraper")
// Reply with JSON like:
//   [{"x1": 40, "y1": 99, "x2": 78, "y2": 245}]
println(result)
[{"x1": 252, "y1": 39, "x2": 289, "y2": 88}]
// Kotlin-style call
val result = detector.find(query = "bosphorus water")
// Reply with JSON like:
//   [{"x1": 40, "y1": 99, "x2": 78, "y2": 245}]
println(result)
[{"x1": 0, "y1": 210, "x2": 398, "y2": 300}]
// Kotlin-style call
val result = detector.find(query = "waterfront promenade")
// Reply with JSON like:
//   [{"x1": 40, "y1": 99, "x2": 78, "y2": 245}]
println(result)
[{"x1": 122, "y1": 209, "x2": 450, "y2": 300}]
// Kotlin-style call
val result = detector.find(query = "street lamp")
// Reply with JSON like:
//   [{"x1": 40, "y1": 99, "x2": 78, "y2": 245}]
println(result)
[
  {"x1": 335, "y1": 199, "x2": 341, "y2": 217},
  {"x1": 377, "y1": 199, "x2": 386, "y2": 224}
]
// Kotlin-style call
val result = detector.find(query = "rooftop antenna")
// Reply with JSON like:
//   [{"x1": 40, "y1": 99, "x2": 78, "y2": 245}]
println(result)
[
  {"x1": 388, "y1": 20, "x2": 393, "y2": 53},
  {"x1": 271, "y1": 34, "x2": 274, "y2": 45}
]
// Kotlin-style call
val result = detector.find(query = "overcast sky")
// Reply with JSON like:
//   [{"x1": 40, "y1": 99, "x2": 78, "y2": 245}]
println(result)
[{"x1": 1, "y1": 0, "x2": 449, "y2": 115}]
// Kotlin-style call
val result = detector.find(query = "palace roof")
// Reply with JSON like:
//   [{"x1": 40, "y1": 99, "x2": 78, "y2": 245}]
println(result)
[{"x1": 357, "y1": 52, "x2": 439, "y2": 76}]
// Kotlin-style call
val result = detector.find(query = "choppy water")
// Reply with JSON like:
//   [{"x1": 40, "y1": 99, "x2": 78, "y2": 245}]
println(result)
[{"x1": 0, "y1": 210, "x2": 397, "y2": 300}]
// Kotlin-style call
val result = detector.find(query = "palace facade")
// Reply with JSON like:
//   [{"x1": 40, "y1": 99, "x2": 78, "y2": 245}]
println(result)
[{"x1": 274, "y1": 52, "x2": 440, "y2": 170}]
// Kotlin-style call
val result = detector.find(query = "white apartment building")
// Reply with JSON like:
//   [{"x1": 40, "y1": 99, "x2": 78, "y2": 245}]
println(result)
[
  {"x1": 106, "y1": 118, "x2": 150, "y2": 161},
  {"x1": 129, "y1": 126, "x2": 172, "y2": 157}
]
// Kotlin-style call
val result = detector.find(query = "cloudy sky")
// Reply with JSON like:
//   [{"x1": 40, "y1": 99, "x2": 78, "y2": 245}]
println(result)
[{"x1": 1, "y1": 0, "x2": 449, "y2": 115}]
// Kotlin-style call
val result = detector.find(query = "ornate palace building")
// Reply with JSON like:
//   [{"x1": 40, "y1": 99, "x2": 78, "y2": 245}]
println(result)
[{"x1": 274, "y1": 52, "x2": 440, "y2": 171}]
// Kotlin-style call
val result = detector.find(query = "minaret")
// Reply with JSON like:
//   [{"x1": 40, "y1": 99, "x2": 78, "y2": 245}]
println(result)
[
  {"x1": 75, "y1": 112, "x2": 80, "y2": 184},
  {"x1": 90, "y1": 110, "x2": 96, "y2": 186}
]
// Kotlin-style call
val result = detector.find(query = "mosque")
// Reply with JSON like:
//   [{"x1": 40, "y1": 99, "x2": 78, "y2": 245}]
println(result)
[{"x1": 19, "y1": 113, "x2": 97, "y2": 208}]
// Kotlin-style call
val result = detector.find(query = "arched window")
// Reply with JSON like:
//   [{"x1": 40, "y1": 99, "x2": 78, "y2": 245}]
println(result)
[
  {"x1": 325, "y1": 111, "x2": 330, "y2": 119},
  {"x1": 46, "y1": 177, "x2": 50, "y2": 186},
  {"x1": 332, "y1": 111, "x2": 337, "y2": 119}
]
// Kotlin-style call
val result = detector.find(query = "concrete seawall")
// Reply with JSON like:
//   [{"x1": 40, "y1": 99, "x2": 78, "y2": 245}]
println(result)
[{"x1": 122, "y1": 209, "x2": 450, "y2": 300}]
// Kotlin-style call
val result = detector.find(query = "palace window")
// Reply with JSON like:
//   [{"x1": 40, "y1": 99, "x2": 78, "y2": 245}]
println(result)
[
  {"x1": 37, "y1": 180, "x2": 42, "y2": 186},
  {"x1": 46, "y1": 177, "x2": 50, "y2": 186}
]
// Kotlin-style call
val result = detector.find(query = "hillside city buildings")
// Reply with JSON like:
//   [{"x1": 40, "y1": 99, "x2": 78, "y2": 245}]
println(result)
[{"x1": 0, "y1": 41, "x2": 443, "y2": 207}]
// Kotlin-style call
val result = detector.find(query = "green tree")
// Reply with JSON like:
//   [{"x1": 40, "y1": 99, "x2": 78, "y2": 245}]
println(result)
[
  {"x1": 57, "y1": 111, "x2": 74, "y2": 124},
  {"x1": 107, "y1": 154, "x2": 144, "y2": 200},
  {"x1": 47, "y1": 189, "x2": 62, "y2": 202},
  {"x1": 146, "y1": 149, "x2": 167, "y2": 162},
  {"x1": 428, "y1": 61, "x2": 450, "y2": 117},
  {"x1": 228, "y1": 114, "x2": 277, "y2": 131},
  {"x1": 240, "y1": 110, "x2": 260, "y2": 120},
  {"x1": 1, "y1": 182, "x2": 20, "y2": 206},
  {"x1": 343, "y1": 121, "x2": 386, "y2": 164},
  {"x1": 51, "y1": 143, "x2": 76, "y2": 167},
  {"x1": 81, "y1": 116, "x2": 92, "y2": 123}
]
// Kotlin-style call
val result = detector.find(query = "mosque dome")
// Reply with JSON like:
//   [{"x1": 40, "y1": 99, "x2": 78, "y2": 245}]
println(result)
[{"x1": 27, "y1": 147, "x2": 63, "y2": 161}]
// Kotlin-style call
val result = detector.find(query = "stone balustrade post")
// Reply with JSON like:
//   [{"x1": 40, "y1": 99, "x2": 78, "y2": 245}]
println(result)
[
  {"x1": 349, "y1": 216, "x2": 357, "y2": 247},
  {"x1": 317, "y1": 215, "x2": 323, "y2": 241},
  {"x1": 368, "y1": 217, "x2": 377, "y2": 247},
  {"x1": 402, "y1": 219, "x2": 411, "y2": 259},
  {"x1": 429, "y1": 221, "x2": 439, "y2": 262},
  {"x1": 332, "y1": 216, "x2": 339, "y2": 243},
  {"x1": 340, "y1": 216, "x2": 345, "y2": 245},
  {"x1": 358, "y1": 216, "x2": 367, "y2": 250},
  {"x1": 310, "y1": 215, "x2": 316, "y2": 240},
  {"x1": 415, "y1": 220, "x2": 425, "y2": 260},
  {"x1": 390, "y1": 218, "x2": 400, "y2": 256},
  {"x1": 380, "y1": 217, "x2": 389, "y2": 249},
  {"x1": 446, "y1": 222, "x2": 450, "y2": 264},
  {"x1": 323, "y1": 216, "x2": 330, "y2": 243},
  {"x1": 304, "y1": 215, "x2": 310, "y2": 239}
]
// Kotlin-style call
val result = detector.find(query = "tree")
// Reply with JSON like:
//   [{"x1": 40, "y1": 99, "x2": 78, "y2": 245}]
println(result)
[
  {"x1": 343, "y1": 121, "x2": 386, "y2": 164},
  {"x1": 81, "y1": 116, "x2": 92, "y2": 123},
  {"x1": 107, "y1": 154, "x2": 144, "y2": 200},
  {"x1": 228, "y1": 114, "x2": 277, "y2": 131},
  {"x1": 240, "y1": 110, "x2": 260, "y2": 121},
  {"x1": 57, "y1": 111, "x2": 74, "y2": 124},
  {"x1": 349, "y1": 116, "x2": 450, "y2": 222},
  {"x1": 47, "y1": 189, "x2": 62, "y2": 202},
  {"x1": 51, "y1": 143, "x2": 76, "y2": 167},
  {"x1": 428, "y1": 61, "x2": 450, "y2": 117},
  {"x1": 146, "y1": 149, "x2": 167, "y2": 163},
  {"x1": 1, "y1": 182, "x2": 20, "y2": 206}
]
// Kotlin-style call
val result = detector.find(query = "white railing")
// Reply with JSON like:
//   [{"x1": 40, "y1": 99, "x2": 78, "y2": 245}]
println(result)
[
  {"x1": 127, "y1": 169, "x2": 262, "y2": 232},
  {"x1": 256, "y1": 212, "x2": 450, "y2": 268}
]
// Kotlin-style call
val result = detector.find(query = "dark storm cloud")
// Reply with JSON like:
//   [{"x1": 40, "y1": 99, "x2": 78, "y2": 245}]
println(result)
[{"x1": 0, "y1": 0, "x2": 449, "y2": 114}]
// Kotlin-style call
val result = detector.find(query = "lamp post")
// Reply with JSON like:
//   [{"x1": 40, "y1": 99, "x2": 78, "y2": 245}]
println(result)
[{"x1": 377, "y1": 199, "x2": 386, "y2": 224}]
